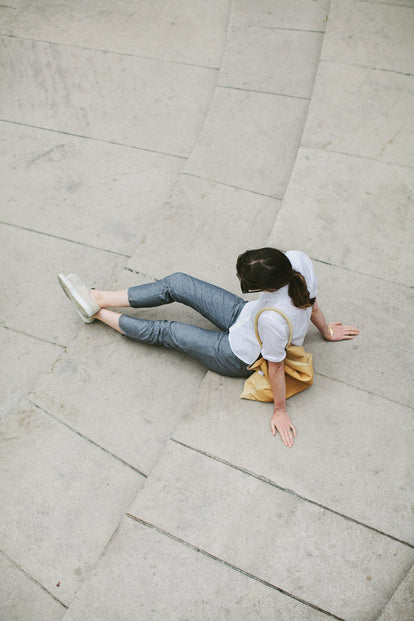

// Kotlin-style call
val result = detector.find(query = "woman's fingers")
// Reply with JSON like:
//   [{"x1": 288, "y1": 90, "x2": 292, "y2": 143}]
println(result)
[
  {"x1": 277, "y1": 424, "x2": 296, "y2": 447},
  {"x1": 328, "y1": 322, "x2": 360, "y2": 341},
  {"x1": 283, "y1": 428, "x2": 295, "y2": 447}
]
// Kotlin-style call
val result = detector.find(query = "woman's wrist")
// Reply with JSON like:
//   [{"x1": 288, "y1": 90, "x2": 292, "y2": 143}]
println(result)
[
  {"x1": 323, "y1": 325, "x2": 333, "y2": 340},
  {"x1": 274, "y1": 406, "x2": 287, "y2": 413}
]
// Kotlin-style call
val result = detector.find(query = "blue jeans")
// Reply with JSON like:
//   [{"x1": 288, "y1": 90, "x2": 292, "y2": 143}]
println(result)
[{"x1": 119, "y1": 272, "x2": 250, "y2": 377}]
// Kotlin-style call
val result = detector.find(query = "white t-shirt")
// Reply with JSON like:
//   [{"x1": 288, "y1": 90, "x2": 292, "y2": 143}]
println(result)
[{"x1": 228, "y1": 251, "x2": 317, "y2": 364}]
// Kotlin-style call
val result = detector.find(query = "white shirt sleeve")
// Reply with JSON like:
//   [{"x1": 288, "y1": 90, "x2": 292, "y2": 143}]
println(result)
[{"x1": 258, "y1": 311, "x2": 290, "y2": 363}]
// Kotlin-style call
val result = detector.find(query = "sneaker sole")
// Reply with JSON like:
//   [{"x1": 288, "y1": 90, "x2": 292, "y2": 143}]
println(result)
[{"x1": 57, "y1": 274, "x2": 96, "y2": 321}]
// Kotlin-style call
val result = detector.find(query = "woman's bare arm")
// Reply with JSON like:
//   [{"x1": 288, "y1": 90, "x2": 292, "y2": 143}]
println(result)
[
  {"x1": 268, "y1": 360, "x2": 296, "y2": 448},
  {"x1": 311, "y1": 299, "x2": 360, "y2": 341}
]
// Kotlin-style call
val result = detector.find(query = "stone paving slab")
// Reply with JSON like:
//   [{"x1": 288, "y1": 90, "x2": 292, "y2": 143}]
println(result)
[
  {"x1": 185, "y1": 87, "x2": 309, "y2": 197},
  {"x1": 302, "y1": 61, "x2": 414, "y2": 166},
  {"x1": 1, "y1": 0, "x2": 231, "y2": 69},
  {"x1": 0, "y1": 36, "x2": 216, "y2": 157},
  {"x1": 64, "y1": 517, "x2": 332, "y2": 621},
  {"x1": 129, "y1": 441, "x2": 414, "y2": 620},
  {"x1": 0, "y1": 121, "x2": 183, "y2": 255},
  {"x1": 0, "y1": 326, "x2": 61, "y2": 422},
  {"x1": 231, "y1": 0, "x2": 330, "y2": 31},
  {"x1": 219, "y1": 26, "x2": 323, "y2": 98},
  {"x1": 0, "y1": 223, "x2": 125, "y2": 345},
  {"x1": 0, "y1": 551, "x2": 66, "y2": 621},
  {"x1": 127, "y1": 175, "x2": 280, "y2": 288},
  {"x1": 174, "y1": 372, "x2": 413, "y2": 544},
  {"x1": 0, "y1": 399, "x2": 143, "y2": 606},
  {"x1": 322, "y1": 0, "x2": 414, "y2": 74},
  {"x1": 269, "y1": 147, "x2": 414, "y2": 286},
  {"x1": 30, "y1": 272, "x2": 206, "y2": 475},
  {"x1": 377, "y1": 564, "x2": 414, "y2": 621}
]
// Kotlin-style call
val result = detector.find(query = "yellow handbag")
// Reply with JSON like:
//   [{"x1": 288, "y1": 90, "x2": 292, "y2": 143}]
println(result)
[{"x1": 240, "y1": 307, "x2": 313, "y2": 402}]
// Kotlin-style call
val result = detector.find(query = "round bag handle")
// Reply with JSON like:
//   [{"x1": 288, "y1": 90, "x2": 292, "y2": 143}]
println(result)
[{"x1": 253, "y1": 306, "x2": 293, "y2": 348}]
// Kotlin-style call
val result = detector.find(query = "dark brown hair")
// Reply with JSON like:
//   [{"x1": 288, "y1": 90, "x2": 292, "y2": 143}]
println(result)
[{"x1": 236, "y1": 248, "x2": 315, "y2": 309}]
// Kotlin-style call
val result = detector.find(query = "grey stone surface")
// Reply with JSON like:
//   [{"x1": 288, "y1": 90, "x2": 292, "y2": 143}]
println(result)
[
  {"x1": 174, "y1": 372, "x2": 414, "y2": 544},
  {"x1": 323, "y1": 0, "x2": 414, "y2": 74},
  {"x1": 30, "y1": 271, "x2": 206, "y2": 475},
  {"x1": 0, "y1": 400, "x2": 143, "y2": 606},
  {"x1": 231, "y1": 0, "x2": 330, "y2": 31},
  {"x1": 0, "y1": 326, "x2": 61, "y2": 421},
  {"x1": 0, "y1": 36, "x2": 216, "y2": 157},
  {"x1": 127, "y1": 175, "x2": 280, "y2": 288},
  {"x1": 185, "y1": 87, "x2": 309, "y2": 197},
  {"x1": 0, "y1": 551, "x2": 66, "y2": 621},
  {"x1": 0, "y1": 223, "x2": 125, "y2": 345},
  {"x1": 64, "y1": 517, "x2": 332, "y2": 621},
  {"x1": 130, "y1": 441, "x2": 414, "y2": 620},
  {"x1": 1, "y1": 0, "x2": 231, "y2": 68},
  {"x1": 302, "y1": 61, "x2": 414, "y2": 166},
  {"x1": 0, "y1": 121, "x2": 183, "y2": 255},
  {"x1": 268, "y1": 147, "x2": 414, "y2": 286},
  {"x1": 219, "y1": 26, "x2": 323, "y2": 98},
  {"x1": 377, "y1": 564, "x2": 414, "y2": 621}
]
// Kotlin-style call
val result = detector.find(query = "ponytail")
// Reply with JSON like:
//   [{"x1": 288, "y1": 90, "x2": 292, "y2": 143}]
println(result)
[{"x1": 288, "y1": 270, "x2": 315, "y2": 309}]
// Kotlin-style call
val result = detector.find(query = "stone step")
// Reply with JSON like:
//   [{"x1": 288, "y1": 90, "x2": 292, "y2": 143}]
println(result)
[{"x1": 125, "y1": 441, "x2": 413, "y2": 620}]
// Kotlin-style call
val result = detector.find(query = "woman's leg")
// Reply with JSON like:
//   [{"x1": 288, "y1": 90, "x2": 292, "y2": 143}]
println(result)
[
  {"x1": 90, "y1": 289, "x2": 129, "y2": 309},
  {"x1": 92, "y1": 276, "x2": 250, "y2": 377},
  {"x1": 90, "y1": 273, "x2": 245, "y2": 330},
  {"x1": 117, "y1": 313, "x2": 250, "y2": 378},
  {"x1": 126, "y1": 272, "x2": 245, "y2": 330},
  {"x1": 94, "y1": 308, "x2": 124, "y2": 333}
]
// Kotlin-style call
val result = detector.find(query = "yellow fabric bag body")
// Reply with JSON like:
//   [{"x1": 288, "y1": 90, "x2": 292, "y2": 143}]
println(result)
[{"x1": 240, "y1": 307, "x2": 313, "y2": 402}]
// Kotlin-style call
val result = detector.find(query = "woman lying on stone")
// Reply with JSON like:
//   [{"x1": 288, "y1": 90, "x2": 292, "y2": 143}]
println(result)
[{"x1": 58, "y1": 248, "x2": 359, "y2": 448}]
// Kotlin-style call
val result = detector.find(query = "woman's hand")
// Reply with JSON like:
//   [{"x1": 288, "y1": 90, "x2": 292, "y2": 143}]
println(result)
[
  {"x1": 325, "y1": 321, "x2": 360, "y2": 341},
  {"x1": 311, "y1": 301, "x2": 360, "y2": 342},
  {"x1": 270, "y1": 409, "x2": 297, "y2": 447}
]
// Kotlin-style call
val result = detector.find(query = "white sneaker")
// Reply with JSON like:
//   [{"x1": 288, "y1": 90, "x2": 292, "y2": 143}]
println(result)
[{"x1": 57, "y1": 273, "x2": 100, "y2": 323}]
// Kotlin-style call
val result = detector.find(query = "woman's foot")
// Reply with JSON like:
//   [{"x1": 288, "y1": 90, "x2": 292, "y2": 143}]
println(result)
[{"x1": 57, "y1": 273, "x2": 100, "y2": 322}]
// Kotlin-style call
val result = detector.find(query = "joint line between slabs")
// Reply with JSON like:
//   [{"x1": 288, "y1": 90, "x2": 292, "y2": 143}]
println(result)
[
  {"x1": 231, "y1": 24, "x2": 325, "y2": 35},
  {"x1": 299, "y1": 144, "x2": 414, "y2": 171},
  {"x1": 0, "y1": 548, "x2": 68, "y2": 609},
  {"x1": 276, "y1": 245, "x2": 413, "y2": 289},
  {"x1": 181, "y1": 172, "x2": 283, "y2": 201},
  {"x1": 314, "y1": 371, "x2": 414, "y2": 411},
  {"x1": 26, "y1": 399, "x2": 148, "y2": 478},
  {"x1": 124, "y1": 266, "x2": 159, "y2": 282},
  {"x1": 1, "y1": 324, "x2": 65, "y2": 348},
  {"x1": 310, "y1": 253, "x2": 413, "y2": 289},
  {"x1": 171, "y1": 439, "x2": 414, "y2": 549},
  {"x1": 1, "y1": 34, "x2": 220, "y2": 71},
  {"x1": 0, "y1": 220, "x2": 131, "y2": 258},
  {"x1": 125, "y1": 513, "x2": 345, "y2": 621},
  {"x1": 319, "y1": 58, "x2": 414, "y2": 78},
  {"x1": 0, "y1": 118, "x2": 188, "y2": 160},
  {"x1": 217, "y1": 84, "x2": 311, "y2": 101},
  {"x1": 359, "y1": 0, "x2": 414, "y2": 9}
]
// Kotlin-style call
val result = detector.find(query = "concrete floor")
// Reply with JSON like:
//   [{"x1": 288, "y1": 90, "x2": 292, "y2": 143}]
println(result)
[{"x1": 1, "y1": 1, "x2": 413, "y2": 619}]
